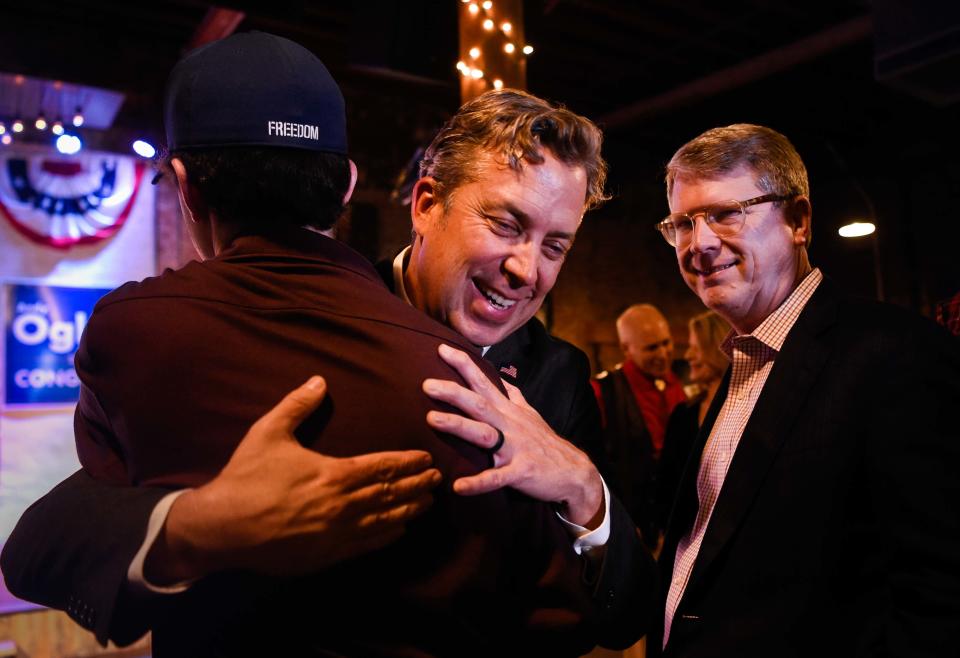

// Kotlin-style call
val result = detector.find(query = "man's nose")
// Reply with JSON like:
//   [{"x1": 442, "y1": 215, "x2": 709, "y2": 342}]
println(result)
[
  {"x1": 504, "y1": 242, "x2": 538, "y2": 288},
  {"x1": 689, "y1": 215, "x2": 721, "y2": 253}
]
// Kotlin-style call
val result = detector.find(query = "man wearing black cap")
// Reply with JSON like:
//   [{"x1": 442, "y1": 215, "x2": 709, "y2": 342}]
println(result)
[{"x1": 2, "y1": 32, "x2": 652, "y2": 657}]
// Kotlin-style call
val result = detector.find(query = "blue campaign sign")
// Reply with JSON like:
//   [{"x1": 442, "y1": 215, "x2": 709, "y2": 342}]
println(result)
[{"x1": 4, "y1": 283, "x2": 111, "y2": 406}]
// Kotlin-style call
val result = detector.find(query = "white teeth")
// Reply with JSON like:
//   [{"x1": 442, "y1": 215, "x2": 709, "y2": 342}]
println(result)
[
  {"x1": 477, "y1": 283, "x2": 517, "y2": 309},
  {"x1": 699, "y1": 262, "x2": 735, "y2": 275}
]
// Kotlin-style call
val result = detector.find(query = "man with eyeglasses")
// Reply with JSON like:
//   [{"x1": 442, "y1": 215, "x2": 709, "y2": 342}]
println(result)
[
  {"x1": 430, "y1": 123, "x2": 959, "y2": 656},
  {"x1": 647, "y1": 123, "x2": 960, "y2": 656}
]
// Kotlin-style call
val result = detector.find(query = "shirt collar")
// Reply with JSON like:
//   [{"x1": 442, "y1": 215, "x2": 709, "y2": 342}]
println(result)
[
  {"x1": 721, "y1": 268, "x2": 823, "y2": 357},
  {"x1": 392, "y1": 246, "x2": 413, "y2": 306}
]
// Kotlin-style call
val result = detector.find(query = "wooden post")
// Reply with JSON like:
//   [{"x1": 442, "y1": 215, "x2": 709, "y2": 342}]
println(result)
[{"x1": 457, "y1": 0, "x2": 528, "y2": 103}]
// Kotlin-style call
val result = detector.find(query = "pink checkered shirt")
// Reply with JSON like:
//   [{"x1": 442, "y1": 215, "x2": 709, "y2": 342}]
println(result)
[{"x1": 663, "y1": 268, "x2": 823, "y2": 647}]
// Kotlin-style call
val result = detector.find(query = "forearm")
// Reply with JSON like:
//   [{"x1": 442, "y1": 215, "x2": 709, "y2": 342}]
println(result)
[
  {"x1": 142, "y1": 481, "x2": 257, "y2": 585},
  {"x1": 129, "y1": 490, "x2": 202, "y2": 590}
]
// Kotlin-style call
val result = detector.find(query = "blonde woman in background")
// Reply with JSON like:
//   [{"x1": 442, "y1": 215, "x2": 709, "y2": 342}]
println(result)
[{"x1": 655, "y1": 311, "x2": 731, "y2": 535}]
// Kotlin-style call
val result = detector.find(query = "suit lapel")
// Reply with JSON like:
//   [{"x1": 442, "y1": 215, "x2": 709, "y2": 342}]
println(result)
[
  {"x1": 679, "y1": 280, "x2": 840, "y2": 599},
  {"x1": 484, "y1": 322, "x2": 534, "y2": 389}
]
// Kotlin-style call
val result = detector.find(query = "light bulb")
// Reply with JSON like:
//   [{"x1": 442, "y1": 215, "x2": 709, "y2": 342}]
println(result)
[
  {"x1": 56, "y1": 133, "x2": 82, "y2": 155},
  {"x1": 838, "y1": 222, "x2": 876, "y2": 238},
  {"x1": 132, "y1": 140, "x2": 157, "y2": 158}
]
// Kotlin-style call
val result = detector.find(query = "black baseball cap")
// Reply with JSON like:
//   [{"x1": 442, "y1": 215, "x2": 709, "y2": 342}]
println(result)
[{"x1": 163, "y1": 31, "x2": 347, "y2": 154}]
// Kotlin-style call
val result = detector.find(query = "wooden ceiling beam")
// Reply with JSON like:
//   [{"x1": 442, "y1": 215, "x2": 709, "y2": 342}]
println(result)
[{"x1": 598, "y1": 14, "x2": 872, "y2": 128}]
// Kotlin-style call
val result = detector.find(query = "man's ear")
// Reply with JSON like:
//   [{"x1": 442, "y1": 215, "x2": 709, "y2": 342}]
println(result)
[
  {"x1": 171, "y1": 157, "x2": 209, "y2": 224},
  {"x1": 410, "y1": 176, "x2": 442, "y2": 237},
  {"x1": 789, "y1": 195, "x2": 812, "y2": 246},
  {"x1": 343, "y1": 159, "x2": 358, "y2": 205}
]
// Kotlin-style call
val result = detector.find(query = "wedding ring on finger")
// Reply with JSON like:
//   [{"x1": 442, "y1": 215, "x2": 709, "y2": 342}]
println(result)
[{"x1": 483, "y1": 428, "x2": 506, "y2": 455}]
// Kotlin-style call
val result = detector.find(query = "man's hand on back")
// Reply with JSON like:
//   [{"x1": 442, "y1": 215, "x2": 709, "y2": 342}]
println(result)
[{"x1": 145, "y1": 376, "x2": 442, "y2": 584}]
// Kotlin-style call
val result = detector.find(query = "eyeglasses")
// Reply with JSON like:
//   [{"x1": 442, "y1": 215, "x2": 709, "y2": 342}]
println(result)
[{"x1": 655, "y1": 193, "x2": 794, "y2": 247}]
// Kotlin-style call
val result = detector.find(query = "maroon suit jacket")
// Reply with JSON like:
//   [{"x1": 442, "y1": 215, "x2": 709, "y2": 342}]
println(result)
[{"x1": 72, "y1": 229, "x2": 601, "y2": 657}]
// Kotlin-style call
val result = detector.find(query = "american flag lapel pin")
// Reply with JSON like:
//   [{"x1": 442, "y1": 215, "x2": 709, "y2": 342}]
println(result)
[{"x1": 499, "y1": 364, "x2": 518, "y2": 379}]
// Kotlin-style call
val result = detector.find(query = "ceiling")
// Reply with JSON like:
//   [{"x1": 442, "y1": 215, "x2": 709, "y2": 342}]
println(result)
[
  {"x1": 0, "y1": 1, "x2": 952, "y2": 146},
  {"x1": 1, "y1": 0, "x2": 957, "y2": 303},
  {"x1": 0, "y1": 1, "x2": 907, "y2": 136},
  {"x1": 1, "y1": 1, "x2": 954, "y2": 167}
]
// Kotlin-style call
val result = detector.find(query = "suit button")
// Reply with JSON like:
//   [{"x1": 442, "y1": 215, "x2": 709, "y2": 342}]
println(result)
[{"x1": 604, "y1": 589, "x2": 615, "y2": 609}]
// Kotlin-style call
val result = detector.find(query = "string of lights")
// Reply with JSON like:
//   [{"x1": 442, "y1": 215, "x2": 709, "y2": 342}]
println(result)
[
  {"x1": 457, "y1": 0, "x2": 533, "y2": 97},
  {"x1": 0, "y1": 75, "x2": 87, "y2": 151},
  {"x1": 0, "y1": 73, "x2": 154, "y2": 158}
]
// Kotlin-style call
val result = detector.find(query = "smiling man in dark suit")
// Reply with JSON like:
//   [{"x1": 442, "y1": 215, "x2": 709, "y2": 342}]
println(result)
[{"x1": 649, "y1": 123, "x2": 960, "y2": 656}]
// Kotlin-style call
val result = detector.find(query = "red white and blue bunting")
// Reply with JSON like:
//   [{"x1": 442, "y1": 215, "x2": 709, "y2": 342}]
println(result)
[{"x1": 0, "y1": 148, "x2": 146, "y2": 249}]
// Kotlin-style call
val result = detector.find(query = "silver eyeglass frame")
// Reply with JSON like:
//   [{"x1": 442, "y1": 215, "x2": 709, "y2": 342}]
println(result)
[{"x1": 655, "y1": 193, "x2": 795, "y2": 247}]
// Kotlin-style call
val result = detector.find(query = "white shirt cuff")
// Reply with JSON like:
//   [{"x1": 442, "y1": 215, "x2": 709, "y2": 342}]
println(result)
[
  {"x1": 557, "y1": 478, "x2": 611, "y2": 555},
  {"x1": 126, "y1": 489, "x2": 195, "y2": 595}
]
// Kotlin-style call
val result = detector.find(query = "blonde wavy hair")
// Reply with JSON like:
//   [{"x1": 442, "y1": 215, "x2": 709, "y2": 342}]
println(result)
[{"x1": 420, "y1": 89, "x2": 610, "y2": 211}]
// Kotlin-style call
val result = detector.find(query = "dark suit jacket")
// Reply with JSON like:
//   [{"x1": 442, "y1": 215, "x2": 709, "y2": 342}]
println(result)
[
  {"x1": 2, "y1": 236, "x2": 655, "y2": 655},
  {"x1": 377, "y1": 256, "x2": 652, "y2": 647},
  {"x1": 484, "y1": 316, "x2": 611, "y2": 479},
  {"x1": 653, "y1": 277, "x2": 960, "y2": 657},
  {"x1": 481, "y1": 316, "x2": 652, "y2": 648}
]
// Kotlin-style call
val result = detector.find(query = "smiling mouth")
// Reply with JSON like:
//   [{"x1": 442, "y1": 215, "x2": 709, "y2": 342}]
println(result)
[
  {"x1": 693, "y1": 262, "x2": 736, "y2": 276},
  {"x1": 475, "y1": 281, "x2": 518, "y2": 310}
]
